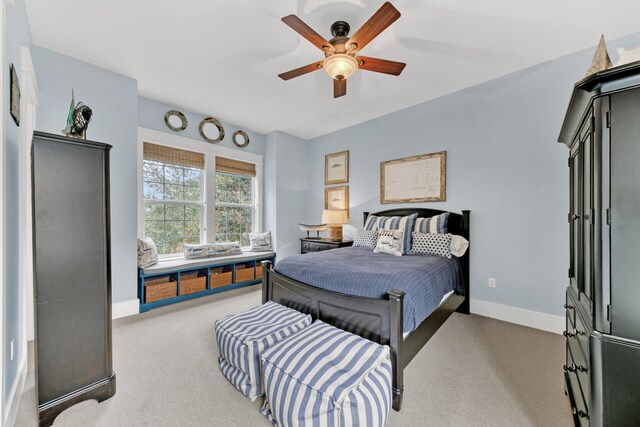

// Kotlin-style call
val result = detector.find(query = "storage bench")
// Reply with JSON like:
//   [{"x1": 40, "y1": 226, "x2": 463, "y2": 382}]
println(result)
[{"x1": 138, "y1": 251, "x2": 275, "y2": 312}]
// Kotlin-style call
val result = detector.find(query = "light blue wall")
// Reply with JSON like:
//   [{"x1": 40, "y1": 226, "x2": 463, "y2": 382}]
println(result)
[
  {"x1": 306, "y1": 32, "x2": 640, "y2": 317},
  {"x1": 32, "y1": 46, "x2": 139, "y2": 304},
  {"x1": 3, "y1": 0, "x2": 32, "y2": 407},
  {"x1": 138, "y1": 97, "x2": 266, "y2": 156},
  {"x1": 264, "y1": 131, "x2": 308, "y2": 260}
]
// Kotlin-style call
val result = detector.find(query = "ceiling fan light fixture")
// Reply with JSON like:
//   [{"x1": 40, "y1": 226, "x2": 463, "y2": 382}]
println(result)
[{"x1": 323, "y1": 54, "x2": 358, "y2": 81}]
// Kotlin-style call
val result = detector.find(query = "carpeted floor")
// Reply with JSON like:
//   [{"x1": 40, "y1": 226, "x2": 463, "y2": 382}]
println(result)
[{"x1": 15, "y1": 286, "x2": 573, "y2": 426}]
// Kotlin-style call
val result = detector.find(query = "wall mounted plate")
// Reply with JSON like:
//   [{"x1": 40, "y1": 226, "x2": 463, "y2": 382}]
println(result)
[
  {"x1": 199, "y1": 117, "x2": 225, "y2": 143},
  {"x1": 164, "y1": 110, "x2": 188, "y2": 131},
  {"x1": 232, "y1": 130, "x2": 250, "y2": 148}
]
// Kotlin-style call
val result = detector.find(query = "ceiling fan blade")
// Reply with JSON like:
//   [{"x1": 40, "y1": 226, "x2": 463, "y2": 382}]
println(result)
[
  {"x1": 334, "y1": 79, "x2": 346, "y2": 98},
  {"x1": 347, "y1": 2, "x2": 401, "y2": 52},
  {"x1": 278, "y1": 61, "x2": 324, "y2": 80},
  {"x1": 356, "y1": 56, "x2": 406, "y2": 76},
  {"x1": 282, "y1": 15, "x2": 331, "y2": 52}
]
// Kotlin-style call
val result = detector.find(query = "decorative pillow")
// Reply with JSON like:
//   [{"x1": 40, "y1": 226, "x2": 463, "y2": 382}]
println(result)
[
  {"x1": 249, "y1": 231, "x2": 272, "y2": 252},
  {"x1": 410, "y1": 232, "x2": 453, "y2": 258},
  {"x1": 353, "y1": 229, "x2": 378, "y2": 250},
  {"x1": 137, "y1": 237, "x2": 158, "y2": 268},
  {"x1": 184, "y1": 242, "x2": 242, "y2": 259},
  {"x1": 450, "y1": 235, "x2": 469, "y2": 257},
  {"x1": 374, "y1": 229, "x2": 405, "y2": 256},
  {"x1": 413, "y1": 213, "x2": 449, "y2": 234},
  {"x1": 364, "y1": 213, "x2": 418, "y2": 254}
]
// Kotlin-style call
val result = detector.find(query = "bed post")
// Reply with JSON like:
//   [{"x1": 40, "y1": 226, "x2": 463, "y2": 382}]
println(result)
[
  {"x1": 388, "y1": 289, "x2": 405, "y2": 411},
  {"x1": 261, "y1": 260, "x2": 272, "y2": 304},
  {"x1": 456, "y1": 210, "x2": 471, "y2": 315}
]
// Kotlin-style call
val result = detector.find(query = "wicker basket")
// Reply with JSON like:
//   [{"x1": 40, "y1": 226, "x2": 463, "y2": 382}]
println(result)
[
  {"x1": 256, "y1": 264, "x2": 263, "y2": 279},
  {"x1": 180, "y1": 272, "x2": 206, "y2": 296},
  {"x1": 210, "y1": 270, "x2": 233, "y2": 289},
  {"x1": 145, "y1": 276, "x2": 177, "y2": 303},
  {"x1": 235, "y1": 265, "x2": 256, "y2": 283}
]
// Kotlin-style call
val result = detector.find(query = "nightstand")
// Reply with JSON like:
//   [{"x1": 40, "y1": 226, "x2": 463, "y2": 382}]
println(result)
[{"x1": 300, "y1": 238, "x2": 353, "y2": 254}]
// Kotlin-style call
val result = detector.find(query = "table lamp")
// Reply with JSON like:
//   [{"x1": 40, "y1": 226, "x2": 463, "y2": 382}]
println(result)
[{"x1": 322, "y1": 209, "x2": 348, "y2": 241}]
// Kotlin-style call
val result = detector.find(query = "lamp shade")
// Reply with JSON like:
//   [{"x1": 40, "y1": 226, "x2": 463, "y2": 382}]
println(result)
[
  {"x1": 323, "y1": 54, "x2": 358, "y2": 80},
  {"x1": 322, "y1": 209, "x2": 348, "y2": 225}
]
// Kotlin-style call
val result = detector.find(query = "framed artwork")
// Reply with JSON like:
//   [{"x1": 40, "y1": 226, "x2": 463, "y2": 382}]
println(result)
[
  {"x1": 325, "y1": 150, "x2": 349, "y2": 185},
  {"x1": 324, "y1": 186, "x2": 349, "y2": 217},
  {"x1": 380, "y1": 151, "x2": 446, "y2": 203},
  {"x1": 10, "y1": 63, "x2": 21, "y2": 126}
]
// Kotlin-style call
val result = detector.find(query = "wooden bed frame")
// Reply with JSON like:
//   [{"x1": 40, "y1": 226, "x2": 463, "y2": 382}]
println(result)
[{"x1": 261, "y1": 208, "x2": 470, "y2": 411}]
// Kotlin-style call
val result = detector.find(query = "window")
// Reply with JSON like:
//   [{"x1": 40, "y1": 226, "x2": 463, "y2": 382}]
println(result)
[
  {"x1": 143, "y1": 143, "x2": 204, "y2": 256},
  {"x1": 139, "y1": 131, "x2": 263, "y2": 257},
  {"x1": 215, "y1": 157, "x2": 256, "y2": 247}
]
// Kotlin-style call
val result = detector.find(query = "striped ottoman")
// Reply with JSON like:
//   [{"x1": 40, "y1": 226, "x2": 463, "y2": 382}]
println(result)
[
  {"x1": 215, "y1": 301, "x2": 312, "y2": 401},
  {"x1": 260, "y1": 320, "x2": 392, "y2": 427}
]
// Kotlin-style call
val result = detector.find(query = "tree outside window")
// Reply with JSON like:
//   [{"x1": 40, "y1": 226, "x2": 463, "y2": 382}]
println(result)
[{"x1": 215, "y1": 173, "x2": 254, "y2": 247}]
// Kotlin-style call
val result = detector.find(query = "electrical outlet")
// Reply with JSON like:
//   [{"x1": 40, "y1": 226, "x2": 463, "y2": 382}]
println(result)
[
  {"x1": 10, "y1": 340, "x2": 14, "y2": 361},
  {"x1": 488, "y1": 278, "x2": 496, "y2": 288}
]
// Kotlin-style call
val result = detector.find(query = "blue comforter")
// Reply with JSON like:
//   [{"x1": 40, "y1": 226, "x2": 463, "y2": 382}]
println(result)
[{"x1": 274, "y1": 247, "x2": 465, "y2": 333}]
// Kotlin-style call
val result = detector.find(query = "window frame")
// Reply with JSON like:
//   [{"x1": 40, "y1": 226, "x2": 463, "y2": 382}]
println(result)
[
  {"x1": 137, "y1": 128, "x2": 263, "y2": 259},
  {"x1": 142, "y1": 159, "x2": 205, "y2": 258},
  {"x1": 214, "y1": 171, "x2": 257, "y2": 247}
]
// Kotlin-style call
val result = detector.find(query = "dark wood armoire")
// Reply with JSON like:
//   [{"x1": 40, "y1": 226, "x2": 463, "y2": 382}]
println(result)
[
  {"x1": 32, "y1": 132, "x2": 116, "y2": 426},
  {"x1": 559, "y1": 62, "x2": 640, "y2": 426}
]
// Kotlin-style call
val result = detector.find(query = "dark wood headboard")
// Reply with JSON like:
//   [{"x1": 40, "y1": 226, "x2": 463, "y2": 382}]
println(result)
[{"x1": 362, "y1": 208, "x2": 471, "y2": 314}]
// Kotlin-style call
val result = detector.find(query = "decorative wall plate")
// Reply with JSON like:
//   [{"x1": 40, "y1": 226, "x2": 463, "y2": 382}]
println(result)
[
  {"x1": 164, "y1": 110, "x2": 188, "y2": 131},
  {"x1": 232, "y1": 130, "x2": 250, "y2": 148},
  {"x1": 199, "y1": 117, "x2": 225, "y2": 143}
]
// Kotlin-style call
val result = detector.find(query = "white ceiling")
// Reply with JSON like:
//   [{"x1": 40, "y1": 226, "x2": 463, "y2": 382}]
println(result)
[{"x1": 26, "y1": 0, "x2": 640, "y2": 140}]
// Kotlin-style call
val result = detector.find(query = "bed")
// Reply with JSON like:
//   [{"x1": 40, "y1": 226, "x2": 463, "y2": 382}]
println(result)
[{"x1": 261, "y1": 208, "x2": 470, "y2": 411}]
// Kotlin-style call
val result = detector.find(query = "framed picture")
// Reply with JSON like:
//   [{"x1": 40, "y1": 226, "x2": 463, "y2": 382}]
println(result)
[
  {"x1": 325, "y1": 150, "x2": 349, "y2": 185},
  {"x1": 10, "y1": 63, "x2": 21, "y2": 126},
  {"x1": 324, "y1": 186, "x2": 349, "y2": 217},
  {"x1": 380, "y1": 151, "x2": 446, "y2": 203}
]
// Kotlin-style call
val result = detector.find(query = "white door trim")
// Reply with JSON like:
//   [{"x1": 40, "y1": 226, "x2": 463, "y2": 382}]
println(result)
[
  {"x1": 0, "y1": 0, "x2": 7, "y2": 422},
  {"x1": 20, "y1": 46, "x2": 38, "y2": 348}
]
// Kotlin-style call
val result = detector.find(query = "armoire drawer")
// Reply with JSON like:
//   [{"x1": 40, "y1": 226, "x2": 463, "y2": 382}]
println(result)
[
  {"x1": 566, "y1": 338, "x2": 590, "y2": 408},
  {"x1": 565, "y1": 344, "x2": 590, "y2": 425}
]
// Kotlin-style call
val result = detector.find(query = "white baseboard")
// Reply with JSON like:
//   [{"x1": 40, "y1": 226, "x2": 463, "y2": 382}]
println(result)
[
  {"x1": 112, "y1": 299, "x2": 139, "y2": 320},
  {"x1": 4, "y1": 354, "x2": 27, "y2": 427},
  {"x1": 470, "y1": 298, "x2": 564, "y2": 334}
]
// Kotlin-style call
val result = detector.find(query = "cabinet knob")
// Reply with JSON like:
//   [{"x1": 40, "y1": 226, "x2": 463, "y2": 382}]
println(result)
[
  {"x1": 563, "y1": 364, "x2": 576, "y2": 372},
  {"x1": 571, "y1": 214, "x2": 580, "y2": 221},
  {"x1": 564, "y1": 303, "x2": 574, "y2": 310},
  {"x1": 576, "y1": 365, "x2": 588, "y2": 373},
  {"x1": 563, "y1": 331, "x2": 576, "y2": 338},
  {"x1": 572, "y1": 407, "x2": 589, "y2": 419}
]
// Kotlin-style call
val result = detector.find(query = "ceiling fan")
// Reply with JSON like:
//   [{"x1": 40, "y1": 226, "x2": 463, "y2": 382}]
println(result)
[{"x1": 278, "y1": 2, "x2": 406, "y2": 98}]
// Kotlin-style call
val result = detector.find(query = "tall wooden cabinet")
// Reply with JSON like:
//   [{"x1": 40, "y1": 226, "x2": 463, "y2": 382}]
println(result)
[
  {"x1": 32, "y1": 132, "x2": 116, "y2": 426},
  {"x1": 559, "y1": 62, "x2": 640, "y2": 426}
]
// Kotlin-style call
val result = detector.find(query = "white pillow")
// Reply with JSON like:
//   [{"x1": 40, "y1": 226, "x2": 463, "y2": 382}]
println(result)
[
  {"x1": 374, "y1": 229, "x2": 404, "y2": 256},
  {"x1": 450, "y1": 235, "x2": 469, "y2": 257},
  {"x1": 249, "y1": 231, "x2": 273, "y2": 251},
  {"x1": 410, "y1": 232, "x2": 452, "y2": 258},
  {"x1": 353, "y1": 230, "x2": 378, "y2": 250},
  {"x1": 137, "y1": 237, "x2": 158, "y2": 268},
  {"x1": 184, "y1": 242, "x2": 242, "y2": 259}
]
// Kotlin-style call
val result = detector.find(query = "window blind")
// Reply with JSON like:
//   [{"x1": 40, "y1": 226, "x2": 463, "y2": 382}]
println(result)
[
  {"x1": 215, "y1": 156, "x2": 256, "y2": 177},
  {"x1": 143, "y1": 142, "x2": 205, "y2": 169}
]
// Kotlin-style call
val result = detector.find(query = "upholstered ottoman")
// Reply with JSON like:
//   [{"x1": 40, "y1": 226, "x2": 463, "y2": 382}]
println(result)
[
  {"x1": 215, "y1": 301, "x2": 312, "y2": 401},
  {"x1": 260, "y1": 320, "x2": 392, "y2": 427}
]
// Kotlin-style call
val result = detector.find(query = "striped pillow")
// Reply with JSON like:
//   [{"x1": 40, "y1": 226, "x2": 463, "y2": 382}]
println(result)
[
  {"x1": 414, "y1": 212, "x2": 449, "y2": 234},
  {"x1": 364, "y1": 213, "x2": 418, "y2": 254},
  {"x1": 260, "y1": 320, "x2": 392, "y2": 426}
]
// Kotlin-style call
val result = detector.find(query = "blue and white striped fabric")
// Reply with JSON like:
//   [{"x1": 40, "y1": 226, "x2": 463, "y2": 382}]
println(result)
[
  {"x1": 364, "y1": 213, "x2": 418, "y2": 254},
  {"x1": 260, "y1": 320, "x2": 392, "y2": 427},
  {"x1": 215, "y1": 301, "x2": 312, "y2": 401},
  {"x1": 413, "y1": 213, "x2": 449, "y2": 234}
]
